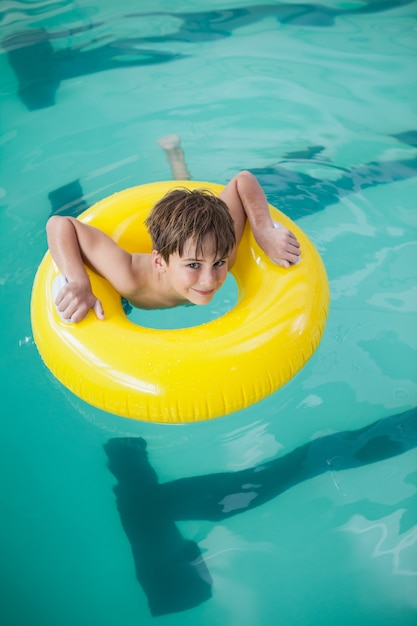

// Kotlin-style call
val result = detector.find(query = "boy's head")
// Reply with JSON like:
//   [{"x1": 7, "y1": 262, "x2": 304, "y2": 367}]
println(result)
[{"x1": 145, "y1": 188, "x2": 236, "y2": 262}]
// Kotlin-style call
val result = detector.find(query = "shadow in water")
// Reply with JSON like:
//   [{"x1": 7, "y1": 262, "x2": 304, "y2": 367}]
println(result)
[
  {"x1": 104, "y1": 407, "x2": 416, "y2": 616},
  {"x1": 48, "y1": 179, "x2": 89, "y2": 217},
  {"x1": 104, "y1": 437, "x2": 212, "y2": 617},
  {"x1": 44, "y1": 130, "x2": 417, "y2": 224},
  {"x1": 3, "y1": 0, "x2": 414, "y2": 110},
  {"x1": 125, "y1": 0, "x2": 415, "y2": 41},
  {"x1": 2, "y1": 28, "x2": 185, "y2": 111},
  {"x1": 251, "y1": 134, "x2": 417, "y2": 221}
]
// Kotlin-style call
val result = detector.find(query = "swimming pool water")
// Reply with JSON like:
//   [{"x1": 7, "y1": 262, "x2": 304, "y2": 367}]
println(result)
[{"x1": 1, "y1": 1, "x2": 416, "y2": 625}]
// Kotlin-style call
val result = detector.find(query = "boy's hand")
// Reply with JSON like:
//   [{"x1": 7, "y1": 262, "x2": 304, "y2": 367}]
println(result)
[
  {"x1": 55, "y1": 280, "x2": 105, "y2": 323},
  {"x1": 260, "y1": 225, "x2": 301, "y2": 268}
]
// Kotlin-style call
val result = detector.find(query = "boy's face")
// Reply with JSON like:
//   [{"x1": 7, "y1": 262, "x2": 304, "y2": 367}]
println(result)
[{"x1": 159, "y1": 234, "x2": 229, "y2": 305}]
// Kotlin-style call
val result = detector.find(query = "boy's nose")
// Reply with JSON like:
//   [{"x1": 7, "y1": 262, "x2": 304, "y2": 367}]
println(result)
[{"x1": 200, "y1": 268, "x2": 216, "y2": 287}]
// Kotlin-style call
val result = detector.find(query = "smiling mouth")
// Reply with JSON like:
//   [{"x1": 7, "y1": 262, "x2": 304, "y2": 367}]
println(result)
[{"x1": 192, "y1": 289, "x2": 215, "y2": 296}]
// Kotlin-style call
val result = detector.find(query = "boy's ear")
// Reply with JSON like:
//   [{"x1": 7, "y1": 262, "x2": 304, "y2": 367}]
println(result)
[{"x1": 152, "y1": 250, "x2": 167, "y2": 273}]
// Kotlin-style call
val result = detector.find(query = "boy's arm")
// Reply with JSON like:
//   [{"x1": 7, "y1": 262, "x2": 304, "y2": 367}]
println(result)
[
  {"x1": 220, "y1": 170, "x2": 300, "y2": 268},
  {"x1": 46, "y1": 216, "x2": 136, "y2": 323}
]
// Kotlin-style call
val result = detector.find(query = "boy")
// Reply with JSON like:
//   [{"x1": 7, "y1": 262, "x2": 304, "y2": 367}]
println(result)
[{"x1": 47, "y1": 170, "x2": 300, "y2": 323}]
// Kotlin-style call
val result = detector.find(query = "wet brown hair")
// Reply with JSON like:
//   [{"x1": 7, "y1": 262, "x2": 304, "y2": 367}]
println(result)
[{"x1": 145, "y1": 187, "x2": 236, "y2": 262}]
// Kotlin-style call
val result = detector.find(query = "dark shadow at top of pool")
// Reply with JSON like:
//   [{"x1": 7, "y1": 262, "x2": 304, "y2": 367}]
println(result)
[
  {"x1": 104, "y1": 406, "x2": 416, "y2": 616},
  {"x1": 125, "y1": 0, "x2": 416, "y2": 40},
  {"x1": 2, "y1": 28, "x2": 186, "y2": 111},
  {"x1": 3, "y1": 0, "x2": 414, "y2": 110}
]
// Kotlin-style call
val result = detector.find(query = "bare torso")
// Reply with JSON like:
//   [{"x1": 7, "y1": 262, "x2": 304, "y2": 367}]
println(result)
[{"x1": 122, "y1": 253, "x2": 189, "y2": 310}]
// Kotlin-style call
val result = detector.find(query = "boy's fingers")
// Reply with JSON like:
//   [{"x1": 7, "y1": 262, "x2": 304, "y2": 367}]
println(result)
[
  {"x1": 271, "y1": 257, "x2": 290, "y2": 268},
  {"x1": 94, "y1": 299, "x2": 105, "y2": 320},
  {"x1": 287, "y1": 242, "x2": 301, "y2": 254}
]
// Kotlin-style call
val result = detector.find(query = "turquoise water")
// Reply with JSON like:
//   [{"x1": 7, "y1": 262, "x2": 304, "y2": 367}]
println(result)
[{"x1": 1, "y1": 1, "x2": 417, "y2": 625}]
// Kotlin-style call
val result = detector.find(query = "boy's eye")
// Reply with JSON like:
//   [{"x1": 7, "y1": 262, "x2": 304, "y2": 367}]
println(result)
[{"x1": 186, "y1": 260, "x2": 226, "y2": 269}]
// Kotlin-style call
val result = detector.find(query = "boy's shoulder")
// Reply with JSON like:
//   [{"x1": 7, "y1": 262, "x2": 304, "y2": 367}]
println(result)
[
  {"x1": 116, "y1": 253, "x2": 151, "y2": 299},
  {"x1": 123, "y1": 253, "x2": 166, "y2": 309},
  {"x1": 130, "y1": 253, "x2": 152, "y2": 286}
]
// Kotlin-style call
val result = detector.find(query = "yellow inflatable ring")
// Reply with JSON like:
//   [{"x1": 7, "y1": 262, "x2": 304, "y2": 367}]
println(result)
[{"x1": 31, "y1": 181, "x2": 330, "y2": 423}]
